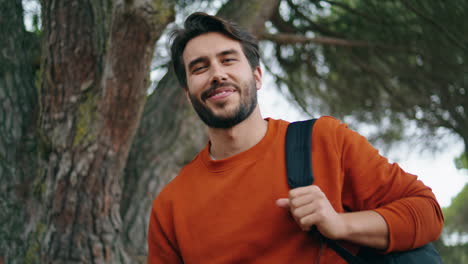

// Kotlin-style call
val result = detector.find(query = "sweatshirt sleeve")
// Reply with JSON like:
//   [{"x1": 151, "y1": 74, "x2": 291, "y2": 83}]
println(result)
[
  {"x1": 147, "y1": 193, "x2": 183, "y2": 264},
  {"x1": 328, "y1": 117, "x2": 444, "y2": 252}
]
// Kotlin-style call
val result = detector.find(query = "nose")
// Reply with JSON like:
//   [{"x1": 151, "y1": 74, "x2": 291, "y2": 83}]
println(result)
[{"x1": 210, "y1": 62, "x2": 227, "y2": 84}]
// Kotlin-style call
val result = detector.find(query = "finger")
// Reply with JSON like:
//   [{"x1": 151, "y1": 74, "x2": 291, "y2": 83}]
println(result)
[
  {"x1": 292, "y1": 201, "x2": 317, "y2": 219},
  {"x1": 275, "y1": 198, "x2": 290, "y2": 208},
  {"x1": 298, "y1": 213, "x2": 320, "y2": 231},
  {"x1": 290, "y1": 193, "x2": 315, "y2": 208},
  {"x1": 290, "y1": 185, "x2": 322, "y2": 199}
]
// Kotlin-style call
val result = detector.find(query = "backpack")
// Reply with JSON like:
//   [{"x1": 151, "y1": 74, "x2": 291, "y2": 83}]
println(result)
[{"x1": 285, "y1": 119, "x2": 443, "y2": 264}]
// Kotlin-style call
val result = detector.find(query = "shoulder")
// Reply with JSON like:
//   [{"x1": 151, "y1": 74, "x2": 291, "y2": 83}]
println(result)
[
  {"x1": 266, "y1": 117, "x2": 290, "y2": 132},
  {"x1": 312, "y1": 116, "x2": 372, "y2": 158},
  {"x1": 315, "y1": 116, "x2": 346, "y2": 131},
  {"x1": 313, "y1": 116, "x2": 346, "y2": 147},
  {"x1": 314, "y1": 116, "x2": 365, "y2": 141},
  {"x1": 152, "y1": 153, "x2": 204, "y2": 207}
]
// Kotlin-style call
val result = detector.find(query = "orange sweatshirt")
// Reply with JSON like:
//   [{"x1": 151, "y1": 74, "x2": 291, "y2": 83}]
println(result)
[{"x1": 147, "y1": 117, "x2": 444, "y2": 264}]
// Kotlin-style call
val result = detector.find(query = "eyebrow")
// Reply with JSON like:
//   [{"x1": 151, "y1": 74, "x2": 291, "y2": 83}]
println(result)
[
  {"x1": 218, "y1": 49, "x2": 239, "y2": 57},
  {"x1": 187, "y1": 49, "x2": 240, "y2": 71},
  {"x1": 187, "y1": 57, "x2": 207, "y2": 71}
]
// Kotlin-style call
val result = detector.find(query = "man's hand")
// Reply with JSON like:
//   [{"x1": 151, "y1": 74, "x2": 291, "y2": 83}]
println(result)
[
  {"x1": 276, "y1": 185, "x2": 348, "y2": 240},
  {"x1": 276, "y1": 185, "x2": 389, "y2": 249}
]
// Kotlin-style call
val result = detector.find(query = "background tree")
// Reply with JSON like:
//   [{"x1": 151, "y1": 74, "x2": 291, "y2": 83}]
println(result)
[
  {"x1": 263, "y1": 0, "x2": 467, "y2": 153},
  {"x1": 1, "y1": 0, "x2": 175, "y2": 262},
  {"x1": 436, "y1": 154, "x2": 468, "y2": 264},
  {"x1": 0, "y1": 0, "x2": 39, "y2": 261},
  {"x1": 1, "y1": 0, "x2": 466, "y2": 263},
  {"x1": 1, "y1": 0, "x2": 278, "y2": 263},
  {"x1": 436, "y1": 184, "x2": 468, "y2": 264}
]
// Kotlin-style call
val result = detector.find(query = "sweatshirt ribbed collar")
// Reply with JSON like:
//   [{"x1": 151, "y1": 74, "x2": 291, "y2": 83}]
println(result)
[{"x1": 199, "y1": 118, "x2": 282, "y2": 172}]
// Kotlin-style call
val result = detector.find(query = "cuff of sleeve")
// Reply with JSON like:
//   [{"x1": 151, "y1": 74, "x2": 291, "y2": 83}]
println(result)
[{"x1": 373, "y1": 206, "x2": 415, "y2": 253}]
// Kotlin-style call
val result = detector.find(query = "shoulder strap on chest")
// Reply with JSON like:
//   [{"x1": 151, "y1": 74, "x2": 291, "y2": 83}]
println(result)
[{"x1": 285, "y1": 119, "x2": 317, "y2": 189}]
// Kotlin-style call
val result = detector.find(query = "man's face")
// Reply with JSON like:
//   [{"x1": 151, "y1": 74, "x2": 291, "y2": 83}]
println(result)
[{"x1": 182, "y1": 32, "x2": 262, "y2": 129}]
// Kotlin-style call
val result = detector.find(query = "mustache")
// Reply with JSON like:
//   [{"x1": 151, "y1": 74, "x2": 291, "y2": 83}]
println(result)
[{"x1": 201, "y1": 82, "x2": 239, "y2": 101}]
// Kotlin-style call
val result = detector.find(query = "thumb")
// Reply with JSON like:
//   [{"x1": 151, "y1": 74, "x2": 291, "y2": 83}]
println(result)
[{"x1": 276, "y1": 198, "x2": 290, "y2": 208}]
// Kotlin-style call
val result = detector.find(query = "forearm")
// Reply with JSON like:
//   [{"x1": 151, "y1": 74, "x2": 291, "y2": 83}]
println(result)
[{"x1": 338, "y1": 210, "x2": 389, "y2": 250}]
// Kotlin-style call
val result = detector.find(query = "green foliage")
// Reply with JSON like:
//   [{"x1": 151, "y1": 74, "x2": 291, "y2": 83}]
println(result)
[
  {"x1": 440, "y1": 182, "x2": 468, "y2": 262},
  {"x1": 443, "y1": 184, "x2": 468, "y2": 234},
  {"x1": 267, "y1": 0, "x2": 468, "y2": 150},
  {"x1": 433, "y1": 239, "x2": 468, "y2": 264},
  {"x1": 31, "y1": 13, "x2": 41, "y2": 34},
  {"x1": 455, "y1": 152, "x2": 468, "y2": 170}
]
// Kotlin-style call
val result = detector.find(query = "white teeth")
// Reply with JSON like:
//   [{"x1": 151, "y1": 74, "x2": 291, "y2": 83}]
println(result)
[{"x1": 213, "y1": 91, "x2": 228, "y2": 97}]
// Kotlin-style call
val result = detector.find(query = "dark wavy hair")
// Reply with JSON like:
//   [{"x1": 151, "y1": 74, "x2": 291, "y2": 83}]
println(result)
[{"x1": 170, "y1": 12, "x2": 260, "y2": 88}]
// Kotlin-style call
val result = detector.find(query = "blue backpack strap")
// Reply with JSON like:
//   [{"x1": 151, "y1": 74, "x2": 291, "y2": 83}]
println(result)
[
  {"x1": 286, "y1": 119, "x2": 367, "y2": 264},
  {"x1": 285, "y1": 119, "x2": 316, "y2": 189}
]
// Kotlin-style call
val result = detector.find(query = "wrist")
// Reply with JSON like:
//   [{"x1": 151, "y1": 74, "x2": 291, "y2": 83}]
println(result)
[
  {"x1": 336, "y1": 213, "x2": 353, "y2": 240},
  {"x1": 334, "y1": 211, "x2": 389, "y2": 249}
]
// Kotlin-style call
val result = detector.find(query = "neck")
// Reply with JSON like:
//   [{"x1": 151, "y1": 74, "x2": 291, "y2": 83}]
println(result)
[{"x1": 207, "y1": 106, "x2": 268, "y2": 160}]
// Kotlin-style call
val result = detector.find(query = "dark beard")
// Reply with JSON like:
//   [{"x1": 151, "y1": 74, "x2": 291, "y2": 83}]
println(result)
[{"x1": 189, "y1": 79, "x2": 258, "y2": 129}]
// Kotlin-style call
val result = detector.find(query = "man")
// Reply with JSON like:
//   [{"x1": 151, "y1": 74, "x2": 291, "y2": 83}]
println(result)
[{"x1": 147, "y1": 12, "x2": 443, "y2": 263}]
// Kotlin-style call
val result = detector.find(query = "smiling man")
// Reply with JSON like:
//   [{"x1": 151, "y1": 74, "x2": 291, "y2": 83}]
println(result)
[
  {"x1": 147, "y1": 12, "x2": 444, "y2": 264},
  {"x1": 184, "y1": 32, "x2": 261, "y2": 130}
]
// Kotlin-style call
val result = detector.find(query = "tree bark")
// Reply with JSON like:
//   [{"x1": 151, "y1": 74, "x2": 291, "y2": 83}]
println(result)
[
  {"x1": 37, "y1": 0, "x2": 174, "y2": 263},
  {"x1": 121, "y1": 0, "x2": 280, "y2": 260},
  {"x1": 0, "y1": 0, "x2": 39, "y2": 263}
]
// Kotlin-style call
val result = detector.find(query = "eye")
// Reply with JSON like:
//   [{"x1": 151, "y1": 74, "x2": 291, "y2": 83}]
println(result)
[
  {"x1": 192, "y1": 65, "x2": 207, "y2": 73},
  {"x1": 222, "y1": 58, "x2": 237, "y2": 64}
]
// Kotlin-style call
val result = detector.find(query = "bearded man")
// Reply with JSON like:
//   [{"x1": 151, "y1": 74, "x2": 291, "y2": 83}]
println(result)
[{"x1": 147, "y1": 12, "x2": 443, "y2": 264}]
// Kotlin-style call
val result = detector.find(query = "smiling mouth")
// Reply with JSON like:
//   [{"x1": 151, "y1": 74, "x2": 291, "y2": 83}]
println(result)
[{"x1": 202, "y1": 83, "x2": 239, "y2": 101}]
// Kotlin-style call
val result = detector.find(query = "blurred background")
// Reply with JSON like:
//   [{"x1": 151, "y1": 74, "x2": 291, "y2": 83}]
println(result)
[{"x1": 1, "y1": 0, "x2": 467, "y2": 263}]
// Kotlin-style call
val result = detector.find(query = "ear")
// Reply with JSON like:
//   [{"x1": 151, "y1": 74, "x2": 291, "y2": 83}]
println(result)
[{"x1": 253, "y1": 66, "x2": 262, "y2": 91}]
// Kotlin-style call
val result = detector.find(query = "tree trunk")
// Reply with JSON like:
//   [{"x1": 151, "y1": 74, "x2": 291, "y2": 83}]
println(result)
[
  {"x1": 121, "y1": 0, "x2": 279, "y2": 260},
  {"x1": 36, "y1": 0, "x2": 174, "y2": 263},
  {"x1": 0, "y1": 0, "x2": 39, "y2": 263}
]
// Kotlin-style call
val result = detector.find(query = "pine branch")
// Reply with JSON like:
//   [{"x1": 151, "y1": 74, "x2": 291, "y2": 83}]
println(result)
[
  {"x1": 270, "y1": 4, "x2": 297, "y2": 33},
  {"x1": 401, "y1": 0, "x2": 467, "y2": 51},
  {"x1": 286, "y1": 0, "x2": 343, "y2": 37},
  {"x1": 321, "y1": 0, "x2": 384, "y2": 25},
  {"x1": 260, "y1": 32, "x2": 405, "y2": 50}
]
